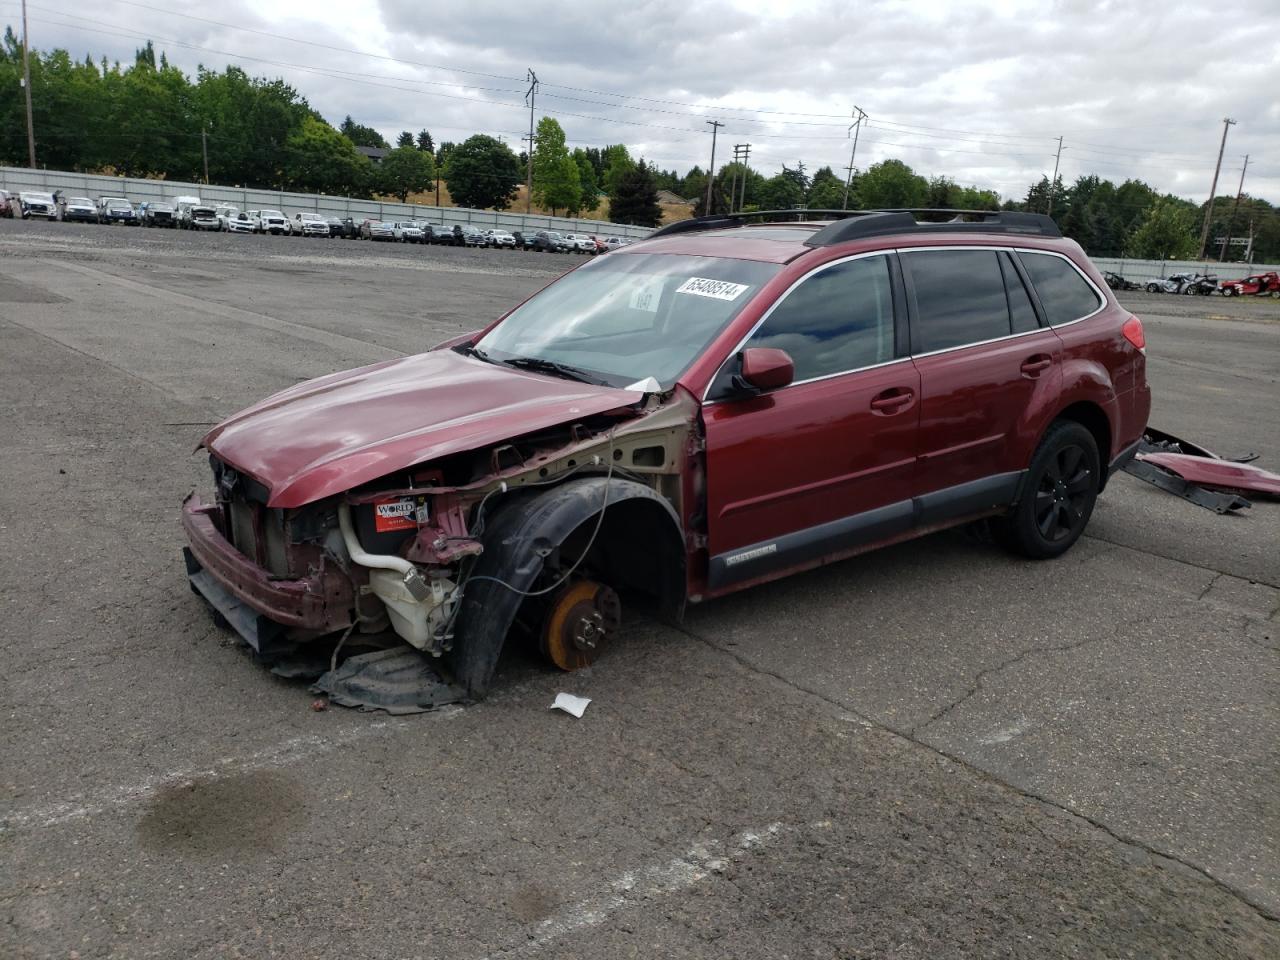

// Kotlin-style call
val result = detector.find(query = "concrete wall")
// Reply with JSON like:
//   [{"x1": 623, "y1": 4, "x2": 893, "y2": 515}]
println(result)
[
  {"x1": 0, "y1": 165, "x2": 657, "y2": 239},
  {"x1": 1091, "y1": 257, "x2": 1280, "y2": 284}
]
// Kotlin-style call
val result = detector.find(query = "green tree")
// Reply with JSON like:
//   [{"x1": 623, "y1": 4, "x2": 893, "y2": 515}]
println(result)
[
  {"x1": 444, "y1": 134, "x2": 522, "y2": 210},
  {"x1": 378, "y1": 144, "x2": 435, "y2": 202},
  {"x1": 609, "y1": 160, "x2": 661, "y2": 226},
  {"x1": 573, "y1": 148, "x2": 598, "y2": 214},
  {"x1": 416, "y1": 129, "x2": 434, "y2": 153},
  {"x1": 396, "y1": 130, "x2": 414, "y2": 148},
  {"x1": 339, "y1": 115, "x2": 388, "y2": 148},
  {"x1": 954, "y1": 185, "x2": 1001, "y2": 211},
  {"x1": 532, "y1": 117, "x2": 580, "y2": 215},
  {"x1": 855, "y1": 159, "x2": 928, "y2": 209},
  {"x1": 680, "y1": 165, "x2": 707, "y2": 205},
  {"x1": 284, "y1": 115, "x2": 371, "y2": 195},
  {"x1": 807, "y1": 165, "x2": 846, "y2": 209},
  {"x1": 601, "y1": 144, "x2": 635, "y2": 197},
  {"x1": 1128, "y1": 197, "x2": 1197, "y2": 259},
  {"x1": 756, "y1": 165, "x2": 808, "y2": 211},
  {"x1": 1022, "y1": 174, "x2": 1068, "y2": 220}
]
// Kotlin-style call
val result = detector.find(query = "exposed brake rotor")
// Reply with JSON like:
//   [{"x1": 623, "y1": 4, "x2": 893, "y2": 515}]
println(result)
[{"x1": 540, "y1": 580, "x2": 621, "y2": 671}]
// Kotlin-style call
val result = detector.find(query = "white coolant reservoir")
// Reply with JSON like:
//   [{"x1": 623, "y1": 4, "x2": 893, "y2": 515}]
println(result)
[{"x1": 367, "y1": 568, "x2": 455, "y2": 652}]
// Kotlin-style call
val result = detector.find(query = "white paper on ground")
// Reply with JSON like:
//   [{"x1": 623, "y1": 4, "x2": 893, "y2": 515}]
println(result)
[{"x1": 550, "y1": 692, "x2": 592, "y2": 718}]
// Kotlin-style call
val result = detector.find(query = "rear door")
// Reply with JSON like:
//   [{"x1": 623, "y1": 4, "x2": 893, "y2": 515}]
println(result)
[
  {"x1": 703, "y1": 252, "x2": 919, "y2": 590},
  {"x1": 903, "y1": 247, "x2": 1062, "y2": 525}
]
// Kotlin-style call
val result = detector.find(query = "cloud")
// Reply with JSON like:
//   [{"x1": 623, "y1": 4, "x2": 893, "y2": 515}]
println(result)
[{"x1": 15, "y1": 0, "x2": 1279, "y2": 202}]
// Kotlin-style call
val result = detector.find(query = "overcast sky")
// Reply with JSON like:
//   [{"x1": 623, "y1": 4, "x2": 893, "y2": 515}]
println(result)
[{"x1": 10, "y1": 0, "x2": 1279, "y2": 204}]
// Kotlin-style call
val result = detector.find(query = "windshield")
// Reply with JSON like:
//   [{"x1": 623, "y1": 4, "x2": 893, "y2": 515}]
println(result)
[
  {"x1": 476, "y1": 253, "x2": 780, "y2": 389},
  {"x1": 23, "y1": 193, "x2": 54, "y2": 203},
  {"x1": 261, "y1": 210, "x2": 283, "y2": 218},
  {"x1": 69, "y1": 197, "x2": 92, "y2": 206}
]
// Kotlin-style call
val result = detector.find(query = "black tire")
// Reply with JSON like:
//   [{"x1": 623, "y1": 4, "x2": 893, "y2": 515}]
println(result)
[
  {"x1": 1145, "y1": 283, "x2": 1160, "y2": 293},
  {"x1": 1222, "y1": 287, "x2": 1235, "y2": 297},
  {"x1": 995, "y1": 420, "x2": 1099, "y2": 560}
]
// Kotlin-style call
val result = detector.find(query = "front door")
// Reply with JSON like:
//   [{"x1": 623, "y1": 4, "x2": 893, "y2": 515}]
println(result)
[{"x1": 703, "y1": 253, "x2": 919, "y2": 591}]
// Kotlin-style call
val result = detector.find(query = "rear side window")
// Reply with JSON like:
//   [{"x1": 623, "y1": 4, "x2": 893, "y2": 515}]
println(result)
[
  {"x1": 743, "y1": 254, "x2": 895, "y2": 382},
  {"x1": 1000, "y1": 253, "x2": 1041, "y2": 334},
  {"x1": 903, "y1": 250, "x2": 1010, "y2": 353},
  {"x1": 1019, "y1": 252, "x2": 1103, "y2": 325}
]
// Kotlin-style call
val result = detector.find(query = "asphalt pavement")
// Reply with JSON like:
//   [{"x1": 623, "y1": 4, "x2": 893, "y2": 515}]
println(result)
[{"x1": 0, "y1": 220, "x2": 1276, "y2": 959}]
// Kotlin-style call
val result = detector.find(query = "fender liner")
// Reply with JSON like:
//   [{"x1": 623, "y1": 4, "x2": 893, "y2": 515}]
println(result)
[{"x1": 446, "y1": 477, "x2": 685, "y2": 698}]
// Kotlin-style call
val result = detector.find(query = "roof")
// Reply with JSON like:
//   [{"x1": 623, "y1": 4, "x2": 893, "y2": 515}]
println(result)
[
  {"x1": 356, "y1": 146, "x2": 390, "y2": 161},
  {"x1": 620, "y1": 224, "x2": 821, "y2": 263},
  {"x1": 622, "y1": 214, "x2": 1075, "y2": 265},
  {"x1": 655, "y1": 189, "x2": 690, "y2": 205}
]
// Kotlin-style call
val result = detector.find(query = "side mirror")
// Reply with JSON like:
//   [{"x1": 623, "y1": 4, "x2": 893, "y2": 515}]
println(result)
[{"x1": 737, "y1": 347, "x2": 794, "y2": 392}]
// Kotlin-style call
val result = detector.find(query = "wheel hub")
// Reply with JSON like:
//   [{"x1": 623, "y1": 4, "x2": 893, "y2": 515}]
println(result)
[{"x1": 541, "y1": 581, "x2": 621, "y2": 671}]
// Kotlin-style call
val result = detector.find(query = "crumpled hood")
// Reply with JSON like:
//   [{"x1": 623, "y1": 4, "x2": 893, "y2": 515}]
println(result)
[{"x1": 202, "y1": 348, "x2": 641, "y2": 508}]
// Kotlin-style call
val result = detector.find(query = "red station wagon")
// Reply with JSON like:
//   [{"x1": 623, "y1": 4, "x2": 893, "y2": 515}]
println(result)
[{"x1": 182, "y1": 209, "x2": 1151, "y2": 707}]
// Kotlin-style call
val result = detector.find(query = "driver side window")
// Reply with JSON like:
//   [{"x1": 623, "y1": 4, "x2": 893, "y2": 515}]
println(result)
[{"x1": 743, "y1": 255, "x2": 895, "y2": 383}]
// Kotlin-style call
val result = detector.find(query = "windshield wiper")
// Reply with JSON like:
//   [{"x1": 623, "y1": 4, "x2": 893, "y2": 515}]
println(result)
[
  {"x1": 459, "y1": 343, "x2": 496, "y2": 364},
  {"x1": 500, "y1": 356, "x2": 608, "y2": 385}
]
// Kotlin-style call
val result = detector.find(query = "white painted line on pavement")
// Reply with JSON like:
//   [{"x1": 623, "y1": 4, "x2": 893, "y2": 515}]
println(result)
[
  {"x1": 1, "y1": 711, "x2": 459, "y2": 833},
  {"x1": 477, "y1": 820, "x2": 829, "y2": 959}
]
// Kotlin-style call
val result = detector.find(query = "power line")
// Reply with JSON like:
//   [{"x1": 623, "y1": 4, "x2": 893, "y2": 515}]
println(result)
[{"x1": 28, "y1": 0, "x2": 1243, "y2": 166}]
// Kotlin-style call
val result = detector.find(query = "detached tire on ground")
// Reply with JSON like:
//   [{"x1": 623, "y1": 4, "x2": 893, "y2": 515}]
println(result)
[{"x1": 996, "y1": 420, "x2": 1099, "y2": 560}]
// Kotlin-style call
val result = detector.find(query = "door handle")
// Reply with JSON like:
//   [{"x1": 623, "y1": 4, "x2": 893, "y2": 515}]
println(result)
[
  {"x1": 1020, "y1": 354, "x2": 1052, "y2": 378},
  {"x1": 870, "y1": 388, "x2": 914, "y2": 413}
]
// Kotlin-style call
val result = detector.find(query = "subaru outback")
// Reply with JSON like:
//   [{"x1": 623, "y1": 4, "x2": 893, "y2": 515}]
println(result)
[{"x1": 182, "y1": 209, "x2": 1150, "y2": 705}]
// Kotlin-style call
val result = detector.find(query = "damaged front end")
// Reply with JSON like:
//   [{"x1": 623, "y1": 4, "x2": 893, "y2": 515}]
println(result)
[{"x1": 183, "y1": 393, "x2": 696, "y2": 712}]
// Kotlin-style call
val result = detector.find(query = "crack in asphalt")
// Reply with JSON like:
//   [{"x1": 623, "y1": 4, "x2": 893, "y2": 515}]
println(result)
[
  {"x1": 672, "y1": 621, "x2": 1280, "y2": 925},
  {"x1": 907, "y1": 612, "x2": 1152, "y2": 736},
  {"x1": 1083, "y1": 532, "x2": 1280, "y2": 590},
  {"x1": 1198, "y1": 571, "x2": 1225, "y2": 600}
]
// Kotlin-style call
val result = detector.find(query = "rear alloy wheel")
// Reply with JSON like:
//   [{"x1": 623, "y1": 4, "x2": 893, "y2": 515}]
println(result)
[
  {"x1": 996, "y1": 421, "x2": 1099, "y2": 559},
  {"x1": 540, "y1": 580, "x2": 621, "y2": 671}
]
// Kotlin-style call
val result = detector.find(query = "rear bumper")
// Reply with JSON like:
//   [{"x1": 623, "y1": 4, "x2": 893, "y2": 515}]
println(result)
[{"x1": 181, "y1": 494, "x2": 352, "y2": 632}]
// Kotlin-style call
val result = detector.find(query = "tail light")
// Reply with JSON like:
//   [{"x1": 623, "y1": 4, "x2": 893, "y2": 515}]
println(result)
[{"x1": 1122, "y1": 315, "x2": 1146, "y2": 353}]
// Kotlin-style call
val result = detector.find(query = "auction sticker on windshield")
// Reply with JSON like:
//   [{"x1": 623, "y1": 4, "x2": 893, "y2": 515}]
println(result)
[{"x1": 675, "y1": 277, "x2": 750, "y2": 301}]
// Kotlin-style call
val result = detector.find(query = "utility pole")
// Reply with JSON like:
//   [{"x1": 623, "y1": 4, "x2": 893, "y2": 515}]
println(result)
[
  {"x1": 728, "y1": 144, "x2": 748, "y2": 213},
  {"x1": 705, "y1": 120, "x2": 724, "y2": 214},
  {"x1": 738, "y1": 144, "x2": 751, "y2": 213},
  {"x1": 1197, "y1": 117, "x2": 1236, "y2": 259},
  {"x1": 841, "y1": 106, "x2": 866, "y2": 210},
  {"x1": 201, "y1": 124, "x2": 210, "y2": 184},
  {"x1": 1217, "y1": 154, "x2": 1248, "y2": 261},
  {"x1": 1044, "y1": 136, "x2": 1064, "y2": 216},
  {"x1": 21, "y1": 0, "x2": 36, "y2": 167},
  {"x1": 524, "y1": 69, "x2": 539, "y2": 213}
]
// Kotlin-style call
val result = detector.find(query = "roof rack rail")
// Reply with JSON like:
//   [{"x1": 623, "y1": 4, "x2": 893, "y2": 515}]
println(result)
[
  {"x1": 805, "y1": 209, "x2": 1060, "y2": 246},
  {"x1": 645, "y1": 209, "x2": 834, "y2": 239},
  {"x1": 644, "y1": 208, "x2": 1060, "y2": 244}
]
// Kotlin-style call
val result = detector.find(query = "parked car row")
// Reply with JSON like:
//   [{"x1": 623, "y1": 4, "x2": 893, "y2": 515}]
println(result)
[
  {"x1": 1105, "y1": 268, "x2": 1279, "y2": 298},
  {"x1": 1, "y1": 191, "x2": 640, "y2": 251}
]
